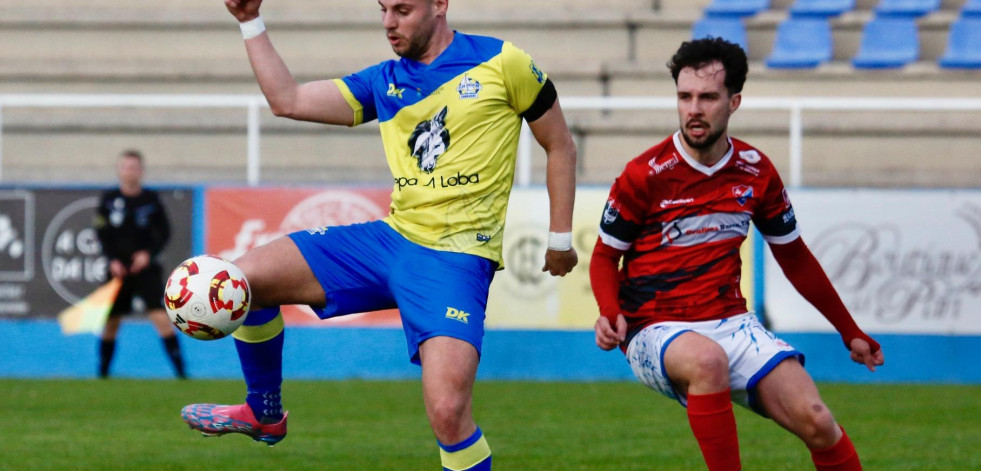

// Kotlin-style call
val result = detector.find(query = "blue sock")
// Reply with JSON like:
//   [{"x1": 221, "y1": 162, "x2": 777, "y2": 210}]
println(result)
[
  {"x1": 232, "y1": 306, "x2": 285, "y2": 423},
  {"x1": 439, "y1": 427, "x2": 492, "y2": 471}
]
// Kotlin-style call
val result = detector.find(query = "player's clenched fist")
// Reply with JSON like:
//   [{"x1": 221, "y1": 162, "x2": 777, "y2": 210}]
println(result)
[
  {"x1": 594, "y1": 314, "x2": 627, "y2": 351},
  {"x1": 225, "y1": 0, "x2": 262, "y2": 22}
]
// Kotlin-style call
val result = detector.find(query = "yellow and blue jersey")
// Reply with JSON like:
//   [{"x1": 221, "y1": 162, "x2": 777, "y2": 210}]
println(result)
[{"x1": 333, "y1": 32, "x2": 553, "y2": 266}]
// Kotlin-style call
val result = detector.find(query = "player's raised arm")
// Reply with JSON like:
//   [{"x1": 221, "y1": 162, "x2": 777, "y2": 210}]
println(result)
[
  {"x1": 768, "y1": 237, "x2": 885, "y2": 371},
  {"x1": 225, "y1": 0, "x2": 356, "y2": 125},
  {"x1": 529, "y1": 98, "x2": 579, "y2": 276}
]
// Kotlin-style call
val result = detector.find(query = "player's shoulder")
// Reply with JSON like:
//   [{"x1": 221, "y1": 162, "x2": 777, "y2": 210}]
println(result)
[
  {"x1": 621, "y1": 135, "x2": 678, "y2": 176},
  {"x1": 728, "y1": 137, "x2": 776, "y2": 169},
  {"x1": 100, "y1": 188, "x2": 122, "y2": 201}
]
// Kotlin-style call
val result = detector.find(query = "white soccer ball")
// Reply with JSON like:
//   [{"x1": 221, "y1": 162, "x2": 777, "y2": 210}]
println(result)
[{"x1": 164, "y1": 255, "x2": 251, "y2": 340}]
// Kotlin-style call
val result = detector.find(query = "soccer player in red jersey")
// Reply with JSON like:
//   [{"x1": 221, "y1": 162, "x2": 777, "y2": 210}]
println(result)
[{"x1": 590, "y1": 38, "x2": 885, "y2": 471}]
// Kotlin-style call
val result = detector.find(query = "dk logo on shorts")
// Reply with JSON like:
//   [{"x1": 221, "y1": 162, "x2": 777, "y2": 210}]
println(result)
[{"x1": 445, "y1": 307, "x2": 470, "y2": 324}]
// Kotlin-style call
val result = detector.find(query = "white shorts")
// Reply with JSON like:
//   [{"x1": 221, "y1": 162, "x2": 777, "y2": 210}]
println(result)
[{"x1": 625, "y1": 312, "x2": 803, "y2": 415}]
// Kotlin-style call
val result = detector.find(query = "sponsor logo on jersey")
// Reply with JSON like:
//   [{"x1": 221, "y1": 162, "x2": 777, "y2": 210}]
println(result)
[
  {"x1": 386, "y1": 83, "x2": 404, "y2": 99},
  {"x1": 529, "y1": 61, "x2": 545, "y2": 84},
  {"x1": 781, "y1": 188, "x2": 793, "y2": 209},
  {"x1": 649, "y1": 154, "x2": 680, "y2": 174},
  {"x1": 782, "y1": 207, "x2": 796, "y2": 224},
  {"x1": 476, "y1": 233, "x2": 491, "y2": 242},
  {"x1": 305, "y1": 226, "x2": 329, "y2": 235},
  {"x1": 456, "y1": 74, "x2": 482, "y2": 99},
  {"x1": 408, "y1": 106, "x2": 450, "y2": 173},
  {"x1": 736, "y1": 161, "x2": 760, "y2": 176},
  {"x1": 445, "y1": 306, "x2": 470, "y2": 324},
  {"x1": 660, "y1": 197, "x2": 695, "y2": 209},
  {"x1": 661, "y1": 212, "x2": 752, "y2": 247},
  {"x1": 603, "y1": 198, "x2": 621, "y2": 225},
  {"x1": 738, "y1": 150, "x2": 761, "y2": 164},
  {"x1": 732, "y1": 185, "x2": 754, "y2": 206}
]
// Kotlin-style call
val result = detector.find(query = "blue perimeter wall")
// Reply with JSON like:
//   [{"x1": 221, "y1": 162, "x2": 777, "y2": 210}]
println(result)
[{"x1": 1, "y1": 320, "x2": 978, "y2": 383}]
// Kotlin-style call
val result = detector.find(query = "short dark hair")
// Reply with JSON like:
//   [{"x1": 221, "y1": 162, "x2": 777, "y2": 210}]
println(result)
[
  {"x1": 668, "y1": 37, "x2": 748, "y2": 96},
  {"x1": 119, "y1": 149, "x2": 144, "y2": 163}
]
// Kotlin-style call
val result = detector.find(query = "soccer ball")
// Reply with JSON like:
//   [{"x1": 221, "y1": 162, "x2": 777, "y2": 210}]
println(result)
[{"x1": 164, "y1": 255, "x2": 251, "y2": 340}]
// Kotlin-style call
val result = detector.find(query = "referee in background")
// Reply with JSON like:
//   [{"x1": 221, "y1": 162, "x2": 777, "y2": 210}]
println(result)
[{"x1": 94, "y1": 149, "x2": 185, "y2": 379}]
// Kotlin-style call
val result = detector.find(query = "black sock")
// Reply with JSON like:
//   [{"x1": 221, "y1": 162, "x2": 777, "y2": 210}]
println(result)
[
  {"x1": 163, "y1": 335, "x2": 186, "y2": 379},
  {"x1": 99, "y1": 339, "x2": 116, "y2": 378}
]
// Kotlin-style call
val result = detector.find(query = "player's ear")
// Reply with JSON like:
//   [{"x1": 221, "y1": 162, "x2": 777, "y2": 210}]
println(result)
[
  {"x1": 433, "y1": 0, "x2": 448, "y2": 16},
  {"x1": 728, "y1": 92, "x2": 742, "y2": 114}
]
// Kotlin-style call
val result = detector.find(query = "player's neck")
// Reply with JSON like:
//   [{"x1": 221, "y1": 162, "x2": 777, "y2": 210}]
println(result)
[
  {"x1": 120, "y1": 183, "x2": 142, "y2": 197},
  {"x1": 681, "y1": 136, "x2": 730, "y2": 168},
  {"x1": 416, "y1": 26, "x2": 454, "y2": 65}
]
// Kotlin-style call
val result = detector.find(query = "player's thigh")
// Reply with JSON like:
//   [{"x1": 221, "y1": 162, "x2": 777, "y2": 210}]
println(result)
[
  {"x1": 662, "y1": 330, "x2": 731, "y2": 394},
  {"x1": 234, "y1": 236, "x2": 325, "y2": 308},
  {"x1": 419, "y1": 336, "x2": 479, "y2": 405},
  {"x1": 755, "y1": 358, "x2": 832, "y2": 432},
  {"x1": 626, "y1": 324, "x2": 702, "y2": 403}
]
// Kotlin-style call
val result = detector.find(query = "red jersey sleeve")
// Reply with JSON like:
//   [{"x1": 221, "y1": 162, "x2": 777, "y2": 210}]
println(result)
[
  {"x1": 597, "y1": 160, "x2": 650, "y2": 251},
  {"x1": 751, "y1": 156, "x2": 800, "y2": 245}
]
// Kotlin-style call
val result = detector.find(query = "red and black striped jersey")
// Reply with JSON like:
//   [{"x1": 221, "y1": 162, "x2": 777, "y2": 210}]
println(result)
[{"x1": 597, "y1": 132, "x2": 799, "y2": 329}]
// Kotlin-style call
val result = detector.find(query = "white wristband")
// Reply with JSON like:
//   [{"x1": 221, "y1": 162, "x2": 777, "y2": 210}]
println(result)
[
  {"x1": 547, "y1": 231, "x2": 573, "y2": 251},
  {"x1": 239, "y1": 16, "x2": 266, "y2": 40}
]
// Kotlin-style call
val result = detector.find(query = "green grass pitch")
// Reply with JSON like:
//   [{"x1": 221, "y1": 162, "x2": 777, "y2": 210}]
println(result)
[{"x1": 2, "y1": 379, "x2": 978, "y2": 470}]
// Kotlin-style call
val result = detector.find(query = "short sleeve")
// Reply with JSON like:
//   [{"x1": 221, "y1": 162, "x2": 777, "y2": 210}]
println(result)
[
  {"x1": 500, "y1": 42, "x2": 548, "y2": 115},
  {"x1": 752, "y1": 168, "x2": 800, "y2": 245},
  {"x1": 598, "y1": 163, "x2": 649, "y2": 251},
  {"x1": 337, "y1": 64, "x2": 383, "y2": 125}
]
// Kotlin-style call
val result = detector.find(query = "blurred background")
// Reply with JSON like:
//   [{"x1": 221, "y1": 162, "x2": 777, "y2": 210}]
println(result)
[{"x1": 0, "y1": 0, "x2": 978, "y2": 384}]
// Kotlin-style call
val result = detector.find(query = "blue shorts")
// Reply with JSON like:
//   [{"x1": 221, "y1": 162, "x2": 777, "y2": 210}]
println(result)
[{"x1": 288, "y1": 220, "x2": 495, "y2": 365}]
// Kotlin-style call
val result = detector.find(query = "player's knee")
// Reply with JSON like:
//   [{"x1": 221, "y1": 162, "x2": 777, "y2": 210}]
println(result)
[
  {"x1": 797, "y1": 402, "x2": 838, "y2": 448},
  {"x1": 688, "y1": 350, "x2": 730, "y2": 387},
  {"x1": 427, "y1": 396, "x2": 469, "y2": 438}
]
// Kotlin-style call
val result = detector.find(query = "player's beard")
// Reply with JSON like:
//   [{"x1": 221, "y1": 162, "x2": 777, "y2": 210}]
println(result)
[
  {"x1": 391, "y1": 17, "x2": 438, "y2": 61},
  {"x1": 680, "y1": 123, "x2": 726, "y2": 150}
]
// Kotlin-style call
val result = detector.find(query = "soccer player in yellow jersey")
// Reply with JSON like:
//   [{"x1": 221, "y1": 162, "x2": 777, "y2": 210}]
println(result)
[{"x1": 180, "y1": 1, "x2": 579, "y2": 469}]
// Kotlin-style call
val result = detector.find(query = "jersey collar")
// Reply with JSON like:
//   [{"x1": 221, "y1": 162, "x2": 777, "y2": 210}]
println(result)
[{"x1": 672, "y1": 130, "x2": 733, "y2": 177}]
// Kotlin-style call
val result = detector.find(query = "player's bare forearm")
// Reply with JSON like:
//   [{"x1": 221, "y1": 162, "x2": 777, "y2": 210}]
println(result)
[
  {"x1": 231, "y1": 3, "x2": 355, "y2": 125},
  {"x1": 537, "y1": 110, "x2": 577, "y2": 233}
]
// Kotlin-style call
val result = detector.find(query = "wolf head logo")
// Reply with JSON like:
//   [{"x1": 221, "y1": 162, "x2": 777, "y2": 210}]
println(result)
[{"x1": 408, "y1": 106, "x2": 450, "y2": 173}]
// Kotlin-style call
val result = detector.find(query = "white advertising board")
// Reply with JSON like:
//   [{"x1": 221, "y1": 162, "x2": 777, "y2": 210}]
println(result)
[{"x1": 764, "y1": 189, "x2": 981, "y2": 335}]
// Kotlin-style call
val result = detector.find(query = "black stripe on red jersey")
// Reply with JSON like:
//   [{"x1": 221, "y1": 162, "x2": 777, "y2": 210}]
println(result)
[
  {"x1": 618, "y1": 247, "x2": 738, "y2": 312},
  {"x1": 754, "y1": 206, "x2": 797, "y2": 239},
  {"x1": 599, "y1": 198, "x2": 647, "y2": 248}
]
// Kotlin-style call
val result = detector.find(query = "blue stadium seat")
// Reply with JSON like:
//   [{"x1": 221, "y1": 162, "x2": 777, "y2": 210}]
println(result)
[
  {"x1": 704, "y1": 0, "x2": 769, "y2": 17},
  {"x1": 962, "y1": 0, "x2": 981, "y2": 17},
  {"x1": 939, "y1": 17, "x2": 981, "y2": 68},
  {"x1": 765, "y1": 17, "x2": 833, "y2": 68},
  {"x1": 691, "y1": 16, "x2": 749, "y2": 54},
  {"x1": 851, "y1": 16, "x2": 919, "y2": 68},
  {"x1": 873, "y1": 0, "x2": 940, "y2": 17},
  {"x1": 788, "y1": 0, "x2": 855, "y2": 17}
]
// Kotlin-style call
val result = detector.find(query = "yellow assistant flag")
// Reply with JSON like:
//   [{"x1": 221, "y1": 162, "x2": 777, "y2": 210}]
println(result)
[{"x1": 57, "y1": 278, "x2": 123, "y2": 335}]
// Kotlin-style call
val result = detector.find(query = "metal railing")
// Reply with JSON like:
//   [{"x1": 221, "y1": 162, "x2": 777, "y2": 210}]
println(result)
[{"x1": 2, "y1": 94, "x2": 981, "y2": 187}]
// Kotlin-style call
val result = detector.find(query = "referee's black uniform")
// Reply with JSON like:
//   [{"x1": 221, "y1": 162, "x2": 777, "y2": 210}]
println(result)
[{"x1": 94, "y1": 187, "x2": 184, "y2": 378}]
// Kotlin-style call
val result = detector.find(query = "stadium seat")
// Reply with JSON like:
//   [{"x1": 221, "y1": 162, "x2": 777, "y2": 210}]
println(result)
[
  {"x1": 962, "y1": 0, "x2": 981, "y2": 16},
  {"x1": 765, "y1": 17, "x2": 833, "y2": 68},
  {"x1": 788, "y1": 0, "x2": 855, "y2": 17},
  {"x1": 691, "y1": 16, "x2": 750, "y2": 54},
  {"x1": 873, "y1": 0, "x2": 940, "y2": 17},
  {"x1": 939, "y1": 17, "x2": 981, "y2": 68},
  {"x1": 851, "y1": 16, "x2": 919, "y2": 69},
  {"x1": 704, "y1": 0, "x2": 770, "y2": 17}
]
